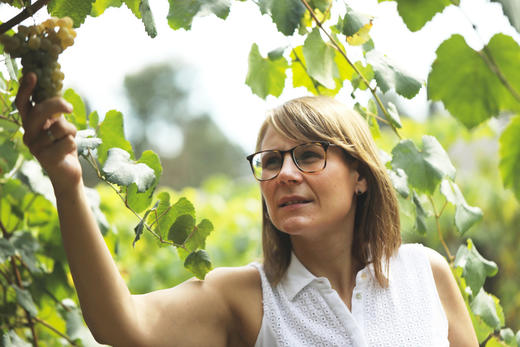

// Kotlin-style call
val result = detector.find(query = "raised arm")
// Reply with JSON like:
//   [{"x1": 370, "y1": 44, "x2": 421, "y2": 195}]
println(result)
[{"x1": 16, "y1": 73, "x2": 259, "y2": 346}]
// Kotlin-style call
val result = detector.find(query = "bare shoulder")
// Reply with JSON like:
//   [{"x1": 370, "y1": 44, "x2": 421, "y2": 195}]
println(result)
[{"x1": 422, "y1": 246, "x2": 478, "y2": 347}]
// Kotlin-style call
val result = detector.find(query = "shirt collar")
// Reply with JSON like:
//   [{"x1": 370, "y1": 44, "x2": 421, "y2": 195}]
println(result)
[{"x1": 280, "y1": 252, "x2": 319, "y2": 301}]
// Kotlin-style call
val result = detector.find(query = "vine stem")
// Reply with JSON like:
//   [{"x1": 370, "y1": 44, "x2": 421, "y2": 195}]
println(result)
[
  {"x1": 299, "y1": 0, "x2": 402, "y2": 139},
  {"x1": 0, "y1": 0, "x2": 52, "y2": 35},
  {"x1": 428, "y1": 196, "x2": 454, "y2": 263},
  {"x1": 31, "y1": 316, "x2": 78, "y2": 346}
]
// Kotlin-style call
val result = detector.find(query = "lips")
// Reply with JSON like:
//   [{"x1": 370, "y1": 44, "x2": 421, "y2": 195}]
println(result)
[{"x1": 278, "y1": 196, "x2": 312, "y2": 207}]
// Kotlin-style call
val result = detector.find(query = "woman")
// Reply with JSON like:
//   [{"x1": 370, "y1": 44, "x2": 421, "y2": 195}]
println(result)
[{"x1": 16, "y1": 72, "x2": 477, "y2": 346}]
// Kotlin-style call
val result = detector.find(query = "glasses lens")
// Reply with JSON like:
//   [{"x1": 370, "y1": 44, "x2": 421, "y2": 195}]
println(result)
[
  {"x1": 294, "y1": 143, "x2": 326, "y2": 172},
  {"x1": 252, "y1": 151, "x2": 282, "y2": 180}
]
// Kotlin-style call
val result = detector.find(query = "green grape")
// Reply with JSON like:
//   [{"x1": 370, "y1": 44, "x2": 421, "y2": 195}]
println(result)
[{"x1": 0, "y1": 17, "x2": 76, "y2": 103}]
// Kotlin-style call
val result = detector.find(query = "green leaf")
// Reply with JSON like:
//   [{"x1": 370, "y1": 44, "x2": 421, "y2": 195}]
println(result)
[
  {"x1": 428, "y1": 34, "x2": 520, "y2": 129},
  {"x1": 48, "y1": 0, "x2": 96, "y2": 27},
  {"x1": 91, "y1": 0, "x2": 123, "y2": 16},
  {"x1": 184, "y1": 249, "x2": 212, "y2": 279},
  {"x1": 151, "y1": 195, "x2": 195, "y2": 240},
  {"x1": 184, "y1": 219, "x2": 213, "y2": 252},
  {"x1": 64, "y1": 89, "x2": 87, "y2": 130},
  {"x1": 167, "y1": 0, "x2": 231, "y2": 30},
  {"x1": 0, "y1": 238, "x2": 15, "y2": 263},
  {"x1": 139, "y1": 0, "x2": 157, "y2": 38},
  {"x1": 351, "y1": 61, "x2": 374, "y2": 91},
  {"x1": 308, "y1": 0, "x2": 331, "y2": 12},
  {"x1": 0, "y1": 140, "x2": 18, "y2": 175},
  {"x1": 133, "y1": 203, "x2": 156, "y2": 247},
  {"x1": 500, "y1": 328, "x2": 516, "y2": 345},
  {"x1": 366, "y1": 50, "x2": 422, "y2": 99},
  {"x1": 14, "y1": 285, "x2": 38, "y2": 316},
  {"x1": 470, "y1": 289, "x2": 501, "y2": 330},
  {"x1": 391, "y1": 0, "x2": 451, "y2": 32},
  {"x1": 97, "y1": 110, "x2": 134, "y2": 164},
  {"x1": 259, "y1": 0, "x2": 306, "y2": 36},
  {"x1": 440, "y1": 180, "x2": 483, "y2": 234},
  {"x1": 412, "y1": 191, "x2": 427, "y2": 234},
  {"x1": 168, "y1": 214, "x2": 195, "y2": 244},
  {"x1": 245, "y1": 43, "x2": 288, "y2": 99},
  {"x1": 302, "y1": 28, "x2": 337, "y2": 89},
  {"x1": 126, "y1": 150, "x2": 162, "y2": 213},
  {"x1": 1, "y1": 330, "x2": 32, "y2": 347},
  {"x1": 102, "y1": 148, "x2": 155, "y2": 192},
  {"x1": 85, "y1": 187, "x2": 110, "y2": 234},
  {"x1": 454, "y1": 239, "x2": 498, "y2": 296},
  {"x1": 342, "y1": 5, "x2": 368, "y2": 37},
  {"x1": 491, "y1": 0, "x2": 520, "y2": 34},
  {"x1": 500, "y1": 115, "x2": 520, "y2": 203},
  {"x1": 18, "y1": 161, "x2": 55, "y2": 204},
  {"x1": 388, "y1": 168, "x2": 409, "y2": 198},
  {"x1": 59, "y1": 299, "x2": 102, "y2": 346},
  {"x1": 75, "y1": 129, "x2": 102, "y2": 156},
  {"x1": 11, "y1": 231, "x2": 41, "y2": 274},
  {"x1": 386, "y1": 102, "x2": 402, "y2": 128},
  {"x1": 391, "y1": 135, "x2": 456, "y2": 194},
  {"x1": 89, "y1": 111, "x2": 99, "y2": 129}
]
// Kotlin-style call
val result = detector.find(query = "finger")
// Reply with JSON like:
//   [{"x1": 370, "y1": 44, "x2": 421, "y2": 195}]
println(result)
[
  {"x1": 15, "y1": 73, "x2": 37, "y2": 119},
  {"x1": 38, "y1": 134, "x2": 77, "y2": 164},
  {"x1": 31, "y1": 118, "x2": 77, "y2": 148},
  {"x1": 23, "y1": 97, "x2": 73, "y2": 145}
]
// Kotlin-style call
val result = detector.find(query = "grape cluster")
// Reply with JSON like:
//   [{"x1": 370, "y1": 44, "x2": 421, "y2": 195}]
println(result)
[{"x1": 0, "y1": 17, "x2": 76, "y2": 102}]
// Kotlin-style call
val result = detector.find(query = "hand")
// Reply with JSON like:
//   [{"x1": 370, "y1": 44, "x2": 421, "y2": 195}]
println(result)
[{"x1": 16, "y1": 73, "x2": 83, "y2": 196}]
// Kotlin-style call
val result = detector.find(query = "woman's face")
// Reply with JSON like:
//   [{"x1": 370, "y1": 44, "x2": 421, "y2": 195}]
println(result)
[{"x1": 259, "y1": 125, "x2": 366, "y2": 240}]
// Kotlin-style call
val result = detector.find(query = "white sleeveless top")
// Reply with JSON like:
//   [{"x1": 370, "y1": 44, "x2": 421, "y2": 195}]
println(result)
[{"x1": 251, "y1": 243, "x2": 449, "y2": 347}]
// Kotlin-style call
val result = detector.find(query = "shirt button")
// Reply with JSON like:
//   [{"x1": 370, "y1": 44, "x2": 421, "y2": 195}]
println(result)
[{"x1": 355, "y1": 293, "x2": 362, "y2": 300}]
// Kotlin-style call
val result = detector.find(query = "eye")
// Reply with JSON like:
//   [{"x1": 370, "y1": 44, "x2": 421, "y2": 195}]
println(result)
[{"x1": 261, "y1": 152, "x2": 281, "y2": 169}]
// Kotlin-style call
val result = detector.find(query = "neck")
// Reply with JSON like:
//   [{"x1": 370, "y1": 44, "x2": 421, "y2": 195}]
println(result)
[{"x1": 291, "y1": 227, "x2": 360, "y2": 307}]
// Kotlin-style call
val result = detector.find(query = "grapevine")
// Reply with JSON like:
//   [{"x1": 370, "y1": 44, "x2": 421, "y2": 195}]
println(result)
[{"x1": 0, "y1": 17, "x2": 76, "y2": 102}]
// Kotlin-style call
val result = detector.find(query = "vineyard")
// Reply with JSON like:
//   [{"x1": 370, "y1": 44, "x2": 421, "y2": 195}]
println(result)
[{"x1": 1, "y1": 0, "x2": 520, "y2": 345}]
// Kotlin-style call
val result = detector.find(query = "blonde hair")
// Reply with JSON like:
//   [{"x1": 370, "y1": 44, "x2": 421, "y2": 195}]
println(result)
[{"x1": 256, "y1": 96, "x2": 401, "y2": 288}]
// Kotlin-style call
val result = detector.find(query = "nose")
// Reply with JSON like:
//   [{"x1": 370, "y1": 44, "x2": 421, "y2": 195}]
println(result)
[{"x1": 276, "y1": 152, "x2": 302, "y2": 182}]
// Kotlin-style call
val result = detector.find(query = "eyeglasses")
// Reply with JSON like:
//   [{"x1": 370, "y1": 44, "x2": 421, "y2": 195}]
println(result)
[{"x1": 246, "y1": 141, "x2": 333, "y2": 181}]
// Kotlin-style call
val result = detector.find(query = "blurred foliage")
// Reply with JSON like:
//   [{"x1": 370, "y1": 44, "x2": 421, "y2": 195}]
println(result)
[{"x1": 376, "y1": 114, "x2": 520, "y2": 331}]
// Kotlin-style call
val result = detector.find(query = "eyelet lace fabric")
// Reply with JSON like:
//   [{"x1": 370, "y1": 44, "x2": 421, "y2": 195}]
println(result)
[{"x1": 252, "y1": 244, "x2": 449, "y2": 347}]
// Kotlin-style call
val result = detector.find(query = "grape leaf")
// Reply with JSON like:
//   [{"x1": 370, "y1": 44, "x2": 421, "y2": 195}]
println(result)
[
  {"x1": 491, "y1": 0, "x2": 520, "y2": 34},
  {"x1": 168, "y1": 214, "x2": 195, "y2": 244},
  {"x1": 308, "y1": 0, "x2": 331, "y2": 12},
  {"x1": 245, "y1": 43, "x2": 288, "y2": 99},
  {"x1": 185, "y1": 219, "x2": 213, "y2": 252},
  {"x1": 0, "y1": 140, "x2": 18, "y2": 174},
  {"x1": 0, "y1": 238, "x2": 15, "y2": 263},
  {"x1": 391, "y1": 135, "x2": 455, "y2": 194},
  {"x1": 366, "y1": 50, "x2": 422, "y2": 99},
  {"x1": 97, "y1": 110, "x2": 134, "y2": 165},
  {"x1": 259, "y1": 0, "x2": 306, "y2": 36},
  {"x1": 151, "y1": 194, "x2": 195, "y2": 240},
  {"x1": 167, "y1": 0, "x2": 231, "y2": 30},
  {"x1": 85, "y1": 187, "x2": 110, "y2": 234},
  {"x1": 412, "y1": 191, "x2": 427, "y2": 234},
  {"x1": 428, "y1": 34, "x2": 520, "y2": 129},
  {"x1": 440, "y1": 180, "x2": 483, "y2": 234},
  {"x1": 126, "y1": 150, "x2": 162, "y2": 213},
  {"x1": 18, "y1": 160, "x2": 55, "y2": 205},
  {"x1": 470, "y1": 289, "x2": 501, "y2": 330},
  {"x1": 91, "y1": 0, "x2": 123, "y2": 16},
  {"x1": 388, "y1": 168, "x2": 409, "y2": 198},
  {"x1": 500, "y1": 115, "x2": 520, "y2": 202},
  {"x1": 14, "y1": 285, "x2": 38, "y2": 316},
  {"x1": 133, "y1": 203, "x2": 156, "y2": 247},
  {"x1": 89, "y1": 110, "x2": 99, "y2": 129},
  {"x1": 64, "y1": 89, "x2": 87, "y2": 130},
  {"x1": 75, "y1": 129, "x2": 102, "y2": 156},
  {"x1": 386, "y1": 102, "x2": 402, "y2": 129},
  {"x1": 48, "y1": 0, "x2": 96, "y2": 27},
  {"x1": 184, "y1": 249, "x2": 212, "y2": 279},
  {"x1": 454, "y1": 239, "x2": 498, "y2": 296},
  {"x1": 342, "y1": 5, "x2": 367, "y2": 36},
  {"x1": 12, "y1": 231, "x2": 41, "y2": 274},
  {"x1": 59, "y1": 299, "x2": 102, "y2": 346},
  {"x1": 1, "y1": 330, "x2": 31, "y2": 347},
  {"x1": 385, "y1": 0, "x2": 452, "y2": 32},
  {"x1": 139, "y1": 0, "x2": 157, "y2": 38},
  {"x1": 102, "y1": 148, "x2": 155, "y2": 192},
  {"x1": 500, "y1": 328, "x2": 516, "y2": 345},
  {"x1": 302, "y1": 28, "x2": 337, "y2": 89}
]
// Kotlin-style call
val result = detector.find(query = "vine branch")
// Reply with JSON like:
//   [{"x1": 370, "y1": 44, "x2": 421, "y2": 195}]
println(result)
[
  {"x1": 0, "y1": 0, "x2": 52, "y2": 35},
  {"x1": 428, "y1": 196, "x2": 453, "y2": 263},
  {"x1": 31, "y1": 316, "x2": 78, "y2": 346},
  {"x1": 299, "y1": 0, "x2": 402, "y2": 139}
]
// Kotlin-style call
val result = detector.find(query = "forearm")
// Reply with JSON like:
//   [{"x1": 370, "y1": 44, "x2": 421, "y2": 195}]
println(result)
[{"x1": 55, "y1": 181, "x2": 138, "y2": 344}]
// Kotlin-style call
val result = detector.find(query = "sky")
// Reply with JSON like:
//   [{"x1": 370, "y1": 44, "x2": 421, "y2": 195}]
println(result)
[{"x1": 1, "y1": 0, "x2": 519, "y2": 154}]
